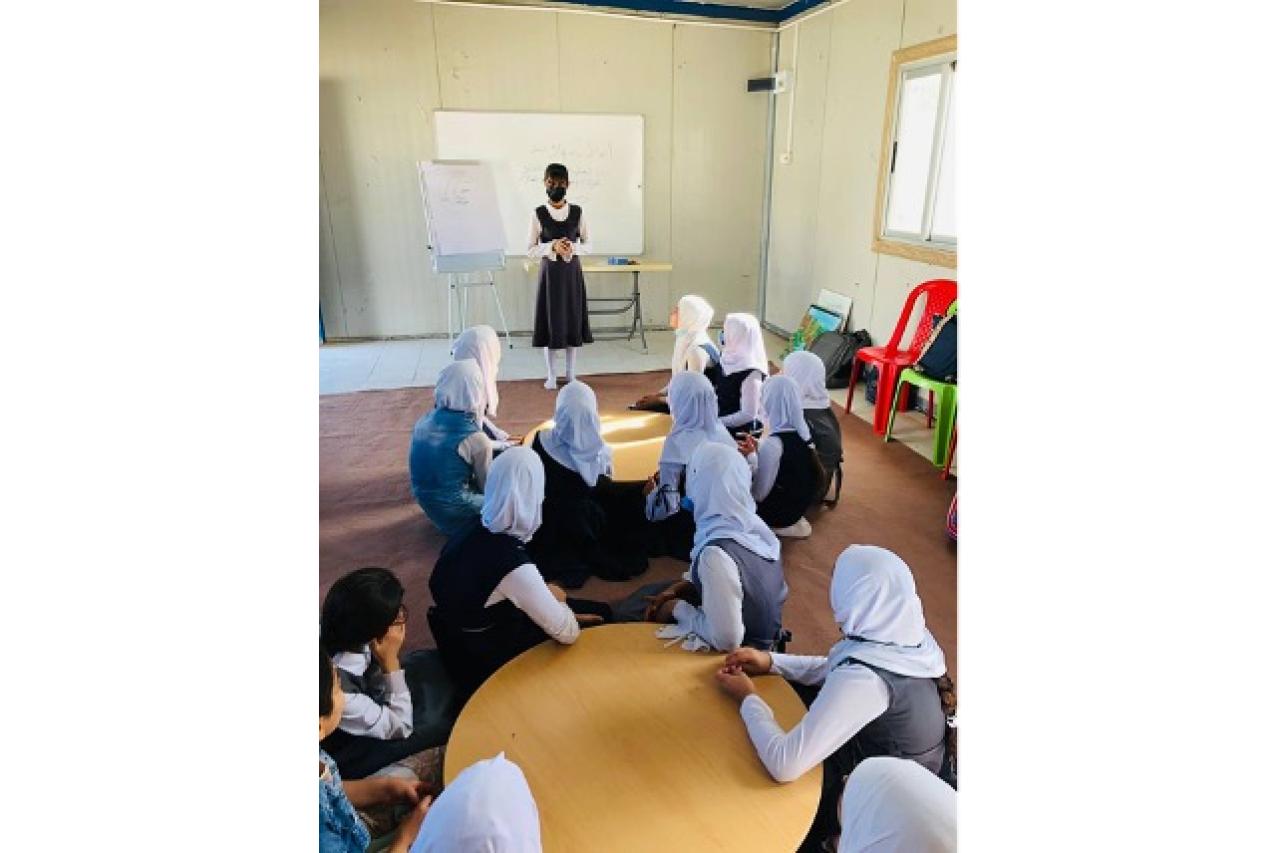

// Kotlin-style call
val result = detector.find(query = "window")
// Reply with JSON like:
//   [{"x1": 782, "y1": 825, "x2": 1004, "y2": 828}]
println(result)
[{"x1": 873, "y1": 36, "x2": 957, "y2": 268}]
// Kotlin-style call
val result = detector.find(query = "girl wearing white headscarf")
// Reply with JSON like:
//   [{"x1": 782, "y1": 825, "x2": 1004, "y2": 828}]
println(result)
[
  {"x1": 649, "y1": 442, "x2": 787, "y2": 653},
  {"x1": 633, "y1": 295, "x2": 724, "y2": 413},
  {"x1": 528, "y1": 381, "x2": 649, "y2": 587},
  {"x1": 410, "y1": 753, "x2": 541, "y2": 853},
  {"x1": 836, "y1": 757, "x2": 956, "y2": 853},
  {"x1": 428, "y1": 447, "x2": 611, "y2": 698},
  {"x1": 452, "y1": 325, "x2": 518, "y2": 445},
  {"x1": 783, "y1": 349, "x2": 843, "y2": 504},
  {"x1": 408, "y1": 359, "x2": 493, "y2": 537},
  {"x1": 643, "y1": 372, "x2": 736, "y2": 556},
  {"x1": 717, "y1": 313, "x2": 768, "y2": 432},
  {"x1": 741, "y1": 374, "x2": 821, "y2": 539},
  {"x1": 713, "y1": 545, "x2": 950, "y2": 848}
]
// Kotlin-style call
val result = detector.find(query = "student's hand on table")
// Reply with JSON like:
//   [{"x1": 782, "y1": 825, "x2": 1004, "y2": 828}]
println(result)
[
  {"x1": 715, "y1": 664, "x2": 758, "y2": 704},
  {"x1": 505, "y1": 433, "x2": 524, "y2": 446},
  {"x1": 724, "y1": 647, "x2": 773, "y2": 677},
  {"x1": 388, "y1": 796, "x2": 433, "y2": 853},
  {"x1": 546, "y1": 583, "x2": 568, "y2": 603},
  {"x1": 575, "y1": 613, "x2": 605, "y2": 627},
  {"x1": 371, "y1": 622, "x2": 405, "y2": 673}
]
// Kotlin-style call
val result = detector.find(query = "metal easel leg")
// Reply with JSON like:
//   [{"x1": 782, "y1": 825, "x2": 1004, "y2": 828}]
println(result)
[
  {"x1": 447, "y1": 275, "x2": 456, "y2": 350},
  {"x1": 633, "y1": 271, "x2": 647, "y2": 352},
  {"x1": 487, "y1": 272, "x2": 514, "y2": 349}
]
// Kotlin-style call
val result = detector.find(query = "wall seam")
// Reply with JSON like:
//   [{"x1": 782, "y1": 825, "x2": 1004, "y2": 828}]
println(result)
[{"x1": 319, "y1": 136, "x2": 348, "y2": 338}]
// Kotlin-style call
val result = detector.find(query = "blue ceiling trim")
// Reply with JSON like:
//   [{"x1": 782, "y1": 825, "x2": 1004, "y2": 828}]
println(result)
[{"x1": 527, "y1": 0, "x2": 829, "y2": 25}]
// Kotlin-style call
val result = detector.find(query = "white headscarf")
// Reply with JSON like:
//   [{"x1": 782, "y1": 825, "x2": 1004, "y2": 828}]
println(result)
[
  {"x1": 434, "y1": 359, "x2": 486, "y2": 424},
  {"x1": 660, "y1": 372, "x2": 735, "y2": 467},
  {"x1": 719, "y1": 313, "x2": 769, "y2": 376},
  {"x1": 539, "y1": 381, "x2": 613, "y2": 487},
  {"x1": 671, "y1": 294, "x2": 715, "y2": 377},
  {"x1": 453, "y1": 325, "x2": 502, "y2": 419},
  {"x1": 761, "y1": 374, "x2": 812, "y2": 442},
  {"x1": 686, "y1": 442, "x2": 780, "y2": 562},
  {"x1": 826, "y1": 545, "x2": 946, "y2": 679},
  {"x1": 783, "y1": 350, "x2": 831, "y2": 410},
  {"x1": 410, "y1": 753, "x2": 541, "y2": 853},
  {"x1": 481, "y1": 447, "x2": 545, "y2": 543},
  {"x1": 838, "y1": 757, "x2": 956, "y2": 853}
]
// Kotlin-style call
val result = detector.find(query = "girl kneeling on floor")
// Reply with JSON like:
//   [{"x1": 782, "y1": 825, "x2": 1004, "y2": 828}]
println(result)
[
  {"x1": 642, "y1": 371, "x2": 737, "y2": 559},
  {"x1": 428, "y1": 446, "x2": 611, "y2": 699},
  {"x1": 714, "y1": 545, "x2": 953, "y2": 851},
  {"x1": 408, "y1": 359, "x2": 492, "y2": 537},
  {"x1": 527, "y1": 380, "x2": 649, "y2": 587},
  {"x1": 740, "y1": 374, "x2": 823, "y2": 539},
  {"x1": 646, "y1": 441, "x2": 788, "y2": 653}
]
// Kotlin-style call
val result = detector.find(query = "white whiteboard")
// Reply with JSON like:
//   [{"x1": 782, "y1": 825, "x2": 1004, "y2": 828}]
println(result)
[
  {"x1": 434, "y1": 111, "x2": 644, "y2": 256},
  {"x1": 417, "y1": 160, "x2": 506, "y2": 257}
]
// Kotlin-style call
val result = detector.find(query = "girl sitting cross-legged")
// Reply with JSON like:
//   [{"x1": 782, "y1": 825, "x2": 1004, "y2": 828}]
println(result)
[
  {"x1": 451, "y1": 324, "x2": 522, "y2": 447},
  {"x1": 642, "y1": 371, "x2": 737, "y2": 560},
  {"x1": 527, "y1": 380, "x2": 649, "y2": 587},
  {"x1": 428, "y1": 446, "x2": 612, "y2": 699},
  {"x1": 646, "y1": 441, "x2": 788, "y2": 653},
  {"x1": 782, "y1": 349, "x2": 844, "y2": 505},
  {"x1": 713, "y1": 545, "x2": 953, "y2": 852},
  {"x1": 739, "y1": 374, "x2": 824, "y2": 539},
  {"x1": 408, "y1": 359, "x2": 492, "y2": 538}
]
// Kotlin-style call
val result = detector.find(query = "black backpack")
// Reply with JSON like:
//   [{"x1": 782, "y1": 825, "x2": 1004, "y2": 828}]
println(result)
[
  {"x1": 808, "y1": 329, "x2": 873, "y2": 389},
  {"x1": 915, "y1": 313, "x2": 957, "y2": 383}
]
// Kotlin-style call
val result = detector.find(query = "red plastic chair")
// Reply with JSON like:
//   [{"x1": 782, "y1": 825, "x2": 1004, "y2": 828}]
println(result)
[{"x1": 844, "y1": 278, "x2": 958, "y2": 434}]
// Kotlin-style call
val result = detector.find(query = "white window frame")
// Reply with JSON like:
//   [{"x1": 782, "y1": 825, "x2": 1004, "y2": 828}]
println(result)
[{"x1": 872, "y1": 35, "x2": 957, "y2": 269}]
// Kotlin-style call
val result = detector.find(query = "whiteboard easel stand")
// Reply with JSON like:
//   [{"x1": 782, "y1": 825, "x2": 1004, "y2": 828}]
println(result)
[{"x1": 429, "y1": 249, "x2": 514, "y2": 352}]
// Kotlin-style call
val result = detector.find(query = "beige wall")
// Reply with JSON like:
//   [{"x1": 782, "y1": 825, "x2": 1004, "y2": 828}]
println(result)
[
  {"x1": 320, "y1": 0, "x2": 772, "y2": 338},
  {"x1": 764, "y1": 0, "x2": 957, "y2": 344}
]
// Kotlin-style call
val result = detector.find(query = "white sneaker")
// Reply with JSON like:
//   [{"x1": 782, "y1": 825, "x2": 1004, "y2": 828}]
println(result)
[
  {"x1": 544, "y1": 376, "x2": 558, "y2": 390},
  {"x1": 772, "y1": 517, "x2": 812, "y2": 539}
]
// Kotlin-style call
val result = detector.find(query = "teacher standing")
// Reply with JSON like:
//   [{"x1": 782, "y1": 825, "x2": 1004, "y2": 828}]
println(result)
[{"x1": 527, "y1": 162, "x2": 593, "y2": 390}]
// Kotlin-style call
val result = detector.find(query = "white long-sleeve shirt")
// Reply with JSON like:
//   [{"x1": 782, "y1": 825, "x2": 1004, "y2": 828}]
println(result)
[
  {"x1": 526, "y1": 203, "x2": 592, "y2": 260},
  {"x1": 484, "y1": 562, "x2": 580, "y2": 645},
  {"x1": 737, "y1": 654, "x2": 891, "y2": 783},
  {"x1": 334, "y1": 648, "x2": 414, "y2": 740},
  {"x1": 720, "y1": 372, "x2": 763, "y2": 429},
  {"x1": 663, "y1": 546, "x2": 745, "y2": 652},
  {"x1": 743, "y1": 434, "x2": 784, "y2": 502},
  {"x1": 456, "y1": 431, "x2": 492, "y2": 490}
]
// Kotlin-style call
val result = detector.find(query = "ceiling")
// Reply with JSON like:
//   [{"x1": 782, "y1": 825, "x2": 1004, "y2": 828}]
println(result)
[{"x1": 449, "y1": 0, "x2": 827, "y2": 24}]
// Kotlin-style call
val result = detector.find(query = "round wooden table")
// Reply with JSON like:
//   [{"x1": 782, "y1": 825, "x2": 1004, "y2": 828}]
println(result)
[
  {"x1": 443, "y1": 623, "x2": 821, "y2": 852},
  {"x1": 521, "y1": 410, "x2": 672, "y2": 483}
]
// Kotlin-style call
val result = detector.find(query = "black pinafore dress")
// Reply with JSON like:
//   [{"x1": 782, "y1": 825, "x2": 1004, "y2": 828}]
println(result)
[{"x1": 532, "y1": 204, "x2": 593, "y2": 349}]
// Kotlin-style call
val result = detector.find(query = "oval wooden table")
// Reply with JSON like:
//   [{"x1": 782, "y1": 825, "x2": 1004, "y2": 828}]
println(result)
[
  {"x1": 443, "y1": 623, "x2": 821, "y2": 852},
  {"x1": 521, "y1": 410, "x2": 672, "y2": 483}
]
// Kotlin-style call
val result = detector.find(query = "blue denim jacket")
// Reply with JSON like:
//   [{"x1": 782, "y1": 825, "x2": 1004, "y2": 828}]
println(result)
[{"x1": 319, "y1": 748, "x2": 370, "y2": 853}]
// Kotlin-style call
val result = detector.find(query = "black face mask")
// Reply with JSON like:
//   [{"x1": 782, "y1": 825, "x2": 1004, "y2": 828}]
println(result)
[{"x1": 546, "y1": 185, "x2": 566, "y2": 203}]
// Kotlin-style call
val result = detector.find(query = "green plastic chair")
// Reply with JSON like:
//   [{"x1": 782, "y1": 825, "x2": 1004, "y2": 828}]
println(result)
[{"x1": 885, "y1": 303, "x2": 956, "y2": 467}]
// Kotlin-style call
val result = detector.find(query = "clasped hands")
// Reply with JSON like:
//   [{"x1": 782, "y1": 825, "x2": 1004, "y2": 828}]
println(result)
[
  {"x1": 550, "y1": 238, "x2": 574, "y2": 261},
  {"x1": 714, "y1": 647, "x2": 773, "y2": 705}
]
